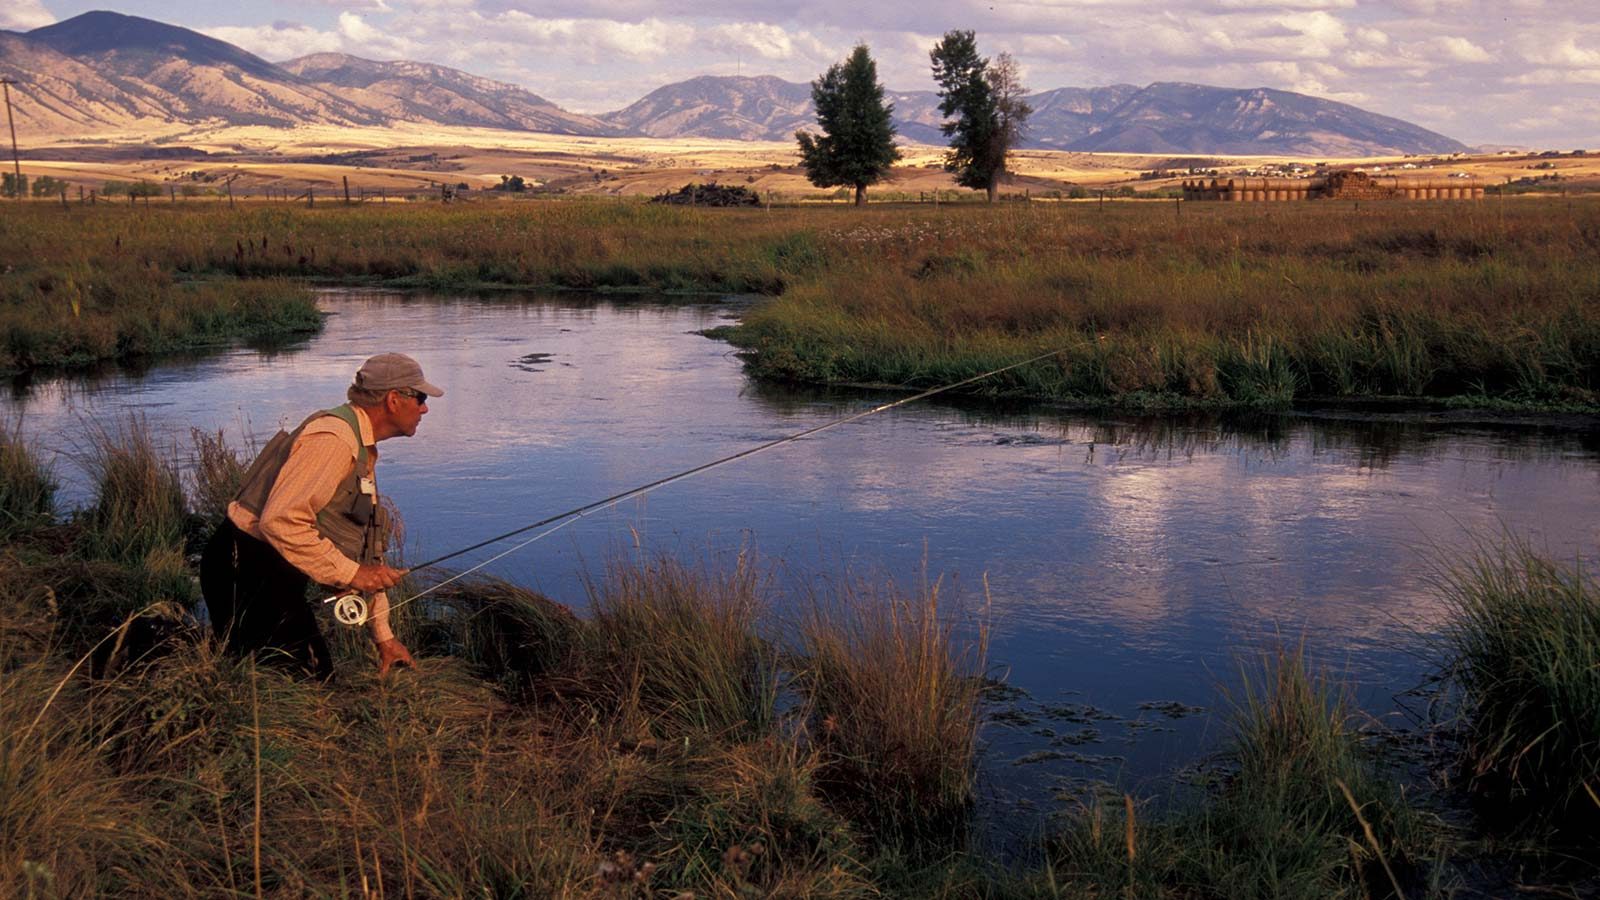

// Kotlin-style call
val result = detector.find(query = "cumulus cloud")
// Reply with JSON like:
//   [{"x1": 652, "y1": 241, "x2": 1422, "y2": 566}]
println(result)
[
  {"x1": 1420, "y1": 36, "x2": 1495, "y2": 63},
  {"x1": 203, "y1": 22, "x2": 346, "y2": 59},
  {"x1": 0, "y1": 0, "x2": 54, "y2": 30}
]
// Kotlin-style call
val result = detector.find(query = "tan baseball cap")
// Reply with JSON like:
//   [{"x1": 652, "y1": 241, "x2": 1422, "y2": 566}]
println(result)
[{"x1": 353, "y1": 353, "x2": 444, "y2": 397}]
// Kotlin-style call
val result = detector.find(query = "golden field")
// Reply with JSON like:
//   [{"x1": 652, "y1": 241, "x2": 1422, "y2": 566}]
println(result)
[{"x1": 10, "y1": 121, "x2": 1599, "y2": 200}]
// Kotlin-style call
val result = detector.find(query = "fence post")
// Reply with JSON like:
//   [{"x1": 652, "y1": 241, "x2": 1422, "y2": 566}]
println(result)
[
  {"x1": 59, "y1": 189, "x2": 67, "y2": 210},
  {"x1": 344, "y1": 175, "x2": 351, "y2": 205},
  {"x1": 227, "y1": 178, "x2": 234, "y2": 209},
  {"x1": 308, "y1": 187, "x2": 314, "y2": 208}
]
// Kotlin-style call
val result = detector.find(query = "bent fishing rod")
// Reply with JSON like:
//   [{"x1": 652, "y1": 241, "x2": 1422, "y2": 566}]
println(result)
[{"x1": 326, "y1": 347, "x2": 1063, "y2": 627}]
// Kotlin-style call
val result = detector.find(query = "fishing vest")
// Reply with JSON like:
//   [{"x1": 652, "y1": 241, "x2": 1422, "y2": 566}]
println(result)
[{"x1": 232, "y1": 404, "x2": 389, "y2": 575}]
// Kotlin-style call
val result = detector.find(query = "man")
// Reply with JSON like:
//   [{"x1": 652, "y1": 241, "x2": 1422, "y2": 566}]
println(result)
[{"x1": 200, "y1": 352, "x2": 442, "y2": 679}]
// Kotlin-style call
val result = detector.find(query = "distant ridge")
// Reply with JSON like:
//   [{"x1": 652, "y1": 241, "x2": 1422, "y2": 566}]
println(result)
[
  {"x1": 282, "y1": 53, "x2": 620, "y2": 136},
  {"x1": 0, "y1": 11, "x2": 1468, "y2": 156}
]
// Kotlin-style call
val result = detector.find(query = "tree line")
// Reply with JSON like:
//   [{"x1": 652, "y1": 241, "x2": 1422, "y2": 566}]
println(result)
[{"x1": 795, "y1": 30, "x2": 1033, "y2": 205}]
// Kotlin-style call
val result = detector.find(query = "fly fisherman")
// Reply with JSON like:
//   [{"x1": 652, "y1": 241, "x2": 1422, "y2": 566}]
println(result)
[{"x1": 199, "y1": 353, "x2": 442, "y2": 680}]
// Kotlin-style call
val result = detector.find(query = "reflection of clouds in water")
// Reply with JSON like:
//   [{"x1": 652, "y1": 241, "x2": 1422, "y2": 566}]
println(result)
[{"x1": 4, "y1": 291, "x2": 1598, "y2": 733}]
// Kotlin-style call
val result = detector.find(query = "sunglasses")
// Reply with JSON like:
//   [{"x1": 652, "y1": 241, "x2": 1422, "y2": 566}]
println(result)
[{"x1": 397, "y1": 389, "x2": 430, "y2": 404}]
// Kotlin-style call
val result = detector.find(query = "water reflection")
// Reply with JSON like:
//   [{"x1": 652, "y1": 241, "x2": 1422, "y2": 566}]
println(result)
[{"x1": 4, "y1": 289, "x2": 1597, "y2": 804}]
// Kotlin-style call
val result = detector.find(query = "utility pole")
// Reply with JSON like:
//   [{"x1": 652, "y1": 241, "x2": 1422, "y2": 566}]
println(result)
[{"x1": 2, "y1": 78, "x2": 21, "y2": 202}]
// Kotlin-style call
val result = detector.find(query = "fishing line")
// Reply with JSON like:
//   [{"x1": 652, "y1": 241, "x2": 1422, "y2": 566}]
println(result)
[{"x1": 328, "y1": 347, "x2": 1063, "y2": 626}]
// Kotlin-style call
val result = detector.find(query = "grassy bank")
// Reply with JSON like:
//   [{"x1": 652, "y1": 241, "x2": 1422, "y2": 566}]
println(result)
[
  {"x1": 723, "y1": 201, "x2": 1600, "y2": 410},
  {"x1": 0, "y1": 257, "x2": 321, "y2": 374},
  {"x1": 4, "y1": 200, "x2": 1598, "y2": 407},
  {"x1": 2, "y1": 423, "x2": 997, "y2": 896}
]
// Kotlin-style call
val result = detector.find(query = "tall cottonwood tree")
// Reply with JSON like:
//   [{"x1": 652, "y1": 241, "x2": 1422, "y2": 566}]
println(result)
[
  {"x1": 930, "y1": 31, "x2": 1031, "y2": 202},
  {"x1": 796, "y1": 44, "x2": 900, "y2": 206}
]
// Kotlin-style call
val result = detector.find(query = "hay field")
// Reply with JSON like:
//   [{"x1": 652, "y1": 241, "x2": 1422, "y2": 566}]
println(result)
[{"x1": 19, "y1": 121, "x2": 1596, "y2": 201}]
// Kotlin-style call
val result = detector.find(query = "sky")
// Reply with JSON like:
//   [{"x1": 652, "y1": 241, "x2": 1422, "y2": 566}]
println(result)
[{"x1": 5, "y1": 0, "x2": 1597, "y2": 148}]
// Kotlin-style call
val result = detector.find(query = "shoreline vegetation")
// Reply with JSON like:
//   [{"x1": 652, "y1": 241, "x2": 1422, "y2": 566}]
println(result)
[
  {"x1": 2, "y1": 199, "x2": 1596, "y2": 410},
  {"x1": 3, "y1": 422, "x2": 1598, "y2": 895}
]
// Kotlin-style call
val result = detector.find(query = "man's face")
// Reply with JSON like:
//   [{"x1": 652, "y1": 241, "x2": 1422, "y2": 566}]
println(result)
[{"x1": 390, "y1": 388, "x2": 429, "y2": 437}]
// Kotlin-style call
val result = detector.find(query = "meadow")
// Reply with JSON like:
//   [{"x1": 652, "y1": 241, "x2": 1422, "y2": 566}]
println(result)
[{"x1": 2, "y1": 197, "x2": 1596, "y2": 408}]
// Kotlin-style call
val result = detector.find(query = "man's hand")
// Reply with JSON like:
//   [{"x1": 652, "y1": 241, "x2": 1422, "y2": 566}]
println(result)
[
  {"x1": 349, "y1": 563, "x2": 407, "y2": 594},
  {"x1": 376, "y1": 637, "x2": 415, "y2": 677}
]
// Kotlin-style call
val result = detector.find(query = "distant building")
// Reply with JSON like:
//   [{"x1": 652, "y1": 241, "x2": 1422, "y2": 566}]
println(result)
[{"x1": 1182, "y1": 170, "x2": 1485, "y2": 201}]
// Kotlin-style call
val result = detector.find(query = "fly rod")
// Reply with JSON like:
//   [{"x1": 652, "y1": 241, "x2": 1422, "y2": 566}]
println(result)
[{"x1": 326, "y1": 347, "x2": 1063, "y2": 626}]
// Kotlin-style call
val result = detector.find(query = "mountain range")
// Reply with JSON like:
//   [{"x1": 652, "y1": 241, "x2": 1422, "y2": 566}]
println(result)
[{"x1": 0, "y1": 11, "x2": 1468, "y2": 157}]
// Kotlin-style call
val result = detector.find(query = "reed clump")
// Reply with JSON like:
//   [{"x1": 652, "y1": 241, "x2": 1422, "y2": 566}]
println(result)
[
  {"x1": 1039, "y1": 646, "x2": 1442, "y2": 899},
  {"x1": 1441, "y1": 541, "x2": 1600, "y2": 835},
  {"x1": 798, "y1": 578, "x2": 988, "y2": 846},
  {"x1": 0, "y1": 421, "x2": 56, "y2": 538},
  {"x1": 187, "y1": 426, "x2": 247, "y2": 524},
  {"x1": 77, "y1": 419, "x2": 190, "y2": 568},
  {"x1": 580, "y1": 554, "x2": 779, "y2": 739}
]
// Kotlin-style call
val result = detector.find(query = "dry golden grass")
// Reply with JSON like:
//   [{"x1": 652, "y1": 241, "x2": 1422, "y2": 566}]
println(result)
[{"x1": 20, "y1": 121, "x2": 1595, "y2": 201}]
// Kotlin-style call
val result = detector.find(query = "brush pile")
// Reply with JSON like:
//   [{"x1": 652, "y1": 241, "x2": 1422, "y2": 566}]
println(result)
[{"x1": 649, "y1": 182, "x2": 761, "y2": 206}]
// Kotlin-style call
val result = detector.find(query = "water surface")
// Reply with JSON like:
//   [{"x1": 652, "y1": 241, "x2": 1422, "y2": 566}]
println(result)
[{"x1": 8, "y1": 289, "x2": 1598, "y2": 815}]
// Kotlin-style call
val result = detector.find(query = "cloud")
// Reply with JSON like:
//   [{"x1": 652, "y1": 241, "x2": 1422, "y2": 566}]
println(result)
[
  {"x1": 1, "y1": 0, "x2": 54, "y2": 30},
  {"x1": 335, "y1": 11, "x2": 422, "y2": 57},
  {"x1": 1420, "y1": 36, "x2": 1495, "y2": 63},
  {"x1": 1516, "y1": 37, "x2": 1600, "y2": 68},
  {"x1": 203, "y1": 23, "x2": 346, "y2": 59}
]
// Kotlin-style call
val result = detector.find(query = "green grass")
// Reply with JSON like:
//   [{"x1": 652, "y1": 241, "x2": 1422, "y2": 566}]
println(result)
[
  {"x1": 1441, "y1": 541, "x2": 1600, "y2": 836},
  {"x1": 0, "y1": 260, "x2": 322, "y2": 374},
  {"x1": 1036, "y1": 646, "x2": 1447, "y2": 899},
  {"x1": 0, "y1": 421, "x2": 56, "y2": 539},
  {"x1": 4, "y1": 200, "x2": 1597, "y2": 408}
]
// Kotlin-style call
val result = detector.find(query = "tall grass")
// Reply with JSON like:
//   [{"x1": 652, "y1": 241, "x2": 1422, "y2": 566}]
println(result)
[
  {"x1": 6, "y1": 201, "x2": 1597, "y2": 406},
  {"x1": 187, "y1": 426, "x2": 247, "y2": 524},
  {"x1": 77, "y1": 419, "x2": 188, "y2": 567},
  {"x1": 1441, "y1": 541, "x2": 1600, "y2": 834},
  {"x1": 0, "y1": 263, "x2": 321, "y2": 373},
  {"x1": 0, "y1": 421, "x2": 55, "y2": 538},
  {"x1": 797, "y1": 577, "x2": 988, "y2": 845},
  {"x1": 582, "y1": 554, "x2": 779, "y2": 739},
  {"x1": 36, "y1": 419, "x2": 197, "y2": 652},
  {"x1": 1040, "y1": 646, "x2": 1443, "y2": 899}
]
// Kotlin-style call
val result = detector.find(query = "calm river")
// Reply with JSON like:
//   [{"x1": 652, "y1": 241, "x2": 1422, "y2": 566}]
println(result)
[{"x1": 7, "y1": 290, "x2": 1599, "y2": 817}]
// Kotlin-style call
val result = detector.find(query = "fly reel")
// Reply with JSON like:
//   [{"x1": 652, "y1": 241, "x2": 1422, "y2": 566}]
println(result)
[{"x1": 328, "y1": 592, "x2": 369, "y2": 627}]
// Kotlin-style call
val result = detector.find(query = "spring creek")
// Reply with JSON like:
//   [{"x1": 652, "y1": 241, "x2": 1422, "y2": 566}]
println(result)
[{"x1": 8, "y1": 288, "x2": 1598, "y2": 826}]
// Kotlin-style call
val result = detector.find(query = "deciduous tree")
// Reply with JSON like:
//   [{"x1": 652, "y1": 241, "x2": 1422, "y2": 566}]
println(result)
[
  {"x1": 795, "y1": 44, "x2": 900, "y2": 206},
  {"x1": 930, "y1": 31, "x2": 1031, "y2": 202}
]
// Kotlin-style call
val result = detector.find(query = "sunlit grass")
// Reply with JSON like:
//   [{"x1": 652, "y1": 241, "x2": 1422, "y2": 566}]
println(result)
[{"x1": 6, "y1": 200, "x2": 1596, "y2": 405}]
